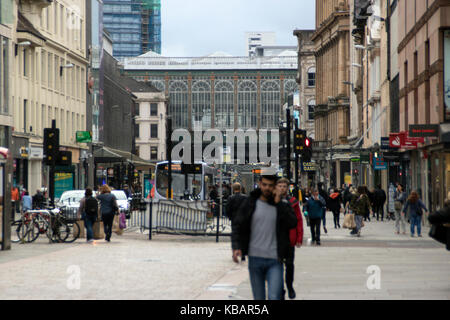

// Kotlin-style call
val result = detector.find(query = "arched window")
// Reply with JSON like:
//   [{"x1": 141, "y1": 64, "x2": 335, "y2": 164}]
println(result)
[
  {"x1": 308, "y1": 99, "x2": 316, "y2": 121},
  {"x1": 261, "y1": 80, "x2": 280, "y2": 128},
  {"x1": 192, "y1": 80, "x2": 211, "y2": 129},
  {"x1": 307, "y1": 67, "x2": 316, "y2": 87},
  {"x1": 169, "y1": 81, "x2": 188, "y2": 129},
  {"x1": 214, "y1": 80, "x2": 234, "y2": 129},
  {"x1": 150, "y1": 80, "x2": 165, "y2": 92},
  {"x1": 238, "y1": 80, "x2": 257, "y2": 129},
  {"x1": 284, "y1": 79, "x2": 298, "y2": 103}
]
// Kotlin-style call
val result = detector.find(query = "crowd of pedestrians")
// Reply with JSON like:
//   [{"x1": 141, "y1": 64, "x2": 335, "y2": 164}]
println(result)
[{"x1": 227, "y1": 174, "x2": 442, "y2": 301}]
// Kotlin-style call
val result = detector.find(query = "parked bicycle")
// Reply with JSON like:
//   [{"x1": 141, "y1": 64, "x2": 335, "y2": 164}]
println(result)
[{"x1": 10, "y1": 207, "x2": 80, "y2": 243}]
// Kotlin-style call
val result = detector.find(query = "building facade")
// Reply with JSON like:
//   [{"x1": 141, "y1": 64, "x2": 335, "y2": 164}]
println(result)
[
  {"x1": 397, "y1": 0, "x2": 450, "y2": 212},
  {"x1": 11, "y1": 0, "x2": 88, "y2": 198},
  {"x1": 103, "y1": 0, "x2": 161, "y2": 60},
  {"x1": 0, "y1": 0, "x2": 14, "y2": 250},
  {"x1": 124, "y1": 51, "x2": 298, "y2": 132},
  {"x1": 312, "y1": 0, "x2": 352, "y2": 189}
]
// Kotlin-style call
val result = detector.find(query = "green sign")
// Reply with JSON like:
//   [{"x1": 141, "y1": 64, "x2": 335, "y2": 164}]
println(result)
[
  {"x1": 351, "y1": 157, "x2": 360, "y2": 162},
  {"x1": 76, "y1": 131, "x2": 92, "y2": 143},
  {"x1": 360, "y1": 152, "x2": 370, "y2": 163}
]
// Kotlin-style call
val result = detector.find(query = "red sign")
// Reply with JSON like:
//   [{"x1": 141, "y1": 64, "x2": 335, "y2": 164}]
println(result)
[
  {"x1": 389, "y1": 132, "x2": 423, "y2": 149},
  {"x1": 389, "y1": 133, "x2": 403, "y2": 148}
]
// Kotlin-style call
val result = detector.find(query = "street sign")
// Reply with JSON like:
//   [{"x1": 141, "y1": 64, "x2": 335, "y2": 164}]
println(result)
[
  {"x1": 301, "y1": 161, "x2": 316, "y2": 172},
  {"x1": 76, "y1": 131, "x2": 92, "y2": 143}
]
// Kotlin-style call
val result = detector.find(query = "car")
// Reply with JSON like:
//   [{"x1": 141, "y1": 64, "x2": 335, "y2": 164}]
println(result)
[
  {"x1": 57, "y1": 190, "x2": 85, "y2": 208},
  {"x1": 111, "y1": 190, "x2": 131, "y2": 216}
]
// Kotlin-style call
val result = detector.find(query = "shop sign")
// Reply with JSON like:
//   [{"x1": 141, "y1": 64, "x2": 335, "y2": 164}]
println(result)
[
  {"x1": 76, "y1": 131, "x2": 92, "y2": 143},
  {"x1": 380, "y1": 137, "x2": 391, "y2": 150},
  {"x1": 29, "y1": 147, "x2": 43, "y2": 159},
  {"x1": 20, "y1": 147, "x2": 29, "y2": 158},
  {"x1": 373, "y1": 157, "x2": 387, "y2": 170},
  {"x1": 389, "y1": 133, "x2": 403, "y2": 148},
  {"x1": 301, "y1": 161, "x2": 316, "y2": 172},
  {"x1": 409, "y1": 124, "x2": 439, "y2": 137},
  {"x1": 360, "y1": 152, "x2": 370, "y2": 163}
]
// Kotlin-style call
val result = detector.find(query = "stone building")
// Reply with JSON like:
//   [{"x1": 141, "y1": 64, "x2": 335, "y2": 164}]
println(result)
[
  {"x1": 312, "y1": 0, "x2": 352, "y2": 189},
  {"x1": 293, "y1": 29, "x2": 316, "y2": 187}
]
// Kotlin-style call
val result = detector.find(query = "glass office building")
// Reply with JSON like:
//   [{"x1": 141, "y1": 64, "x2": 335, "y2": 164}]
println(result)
[{"x1": 103, "y1": 0, "x2": 161, "y2": 60}]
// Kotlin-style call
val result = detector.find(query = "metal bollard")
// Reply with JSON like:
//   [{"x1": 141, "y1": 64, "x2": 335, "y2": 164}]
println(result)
[{"x1": 149, "y1": 200, "x2": 153, "y2": 240}]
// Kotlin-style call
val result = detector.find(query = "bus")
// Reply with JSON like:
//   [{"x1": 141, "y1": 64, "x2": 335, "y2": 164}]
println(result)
[{"x1": 154, "y1": 161, "x2": 216, "y2": 200}]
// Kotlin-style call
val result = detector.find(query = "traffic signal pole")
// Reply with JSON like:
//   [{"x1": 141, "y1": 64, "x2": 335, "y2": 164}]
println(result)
[
  {"x1": 294, "y1": 117, "x2": 299, "y2": 198},
  {"x1": 286, "y1": 108, "x2": 291, "y2": 181},
  {"x1": 49, "y1": 120, "x2": 56, "y2": 207}
]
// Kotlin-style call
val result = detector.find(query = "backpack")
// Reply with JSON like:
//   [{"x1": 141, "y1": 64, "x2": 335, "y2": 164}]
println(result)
[{"x1": 85, "y1": 197, "x2": 98, "y2": 217}]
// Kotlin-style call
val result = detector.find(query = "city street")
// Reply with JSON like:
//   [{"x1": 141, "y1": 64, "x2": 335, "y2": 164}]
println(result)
[{"x1": 0, "y1": 211, "x2": 448, "y2": 300}]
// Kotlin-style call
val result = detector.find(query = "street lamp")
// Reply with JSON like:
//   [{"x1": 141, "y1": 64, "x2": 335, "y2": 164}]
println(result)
[{"x1": 60, "y1": 63, "x2": 74, "y2": 76}]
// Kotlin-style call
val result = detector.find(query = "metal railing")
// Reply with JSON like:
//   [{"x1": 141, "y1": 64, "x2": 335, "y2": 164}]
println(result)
[{"x1": 126, "y1": 199, "x2": 232, "y2": 239}]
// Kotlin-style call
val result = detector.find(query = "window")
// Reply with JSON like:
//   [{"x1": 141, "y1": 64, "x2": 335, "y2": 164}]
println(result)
[
  {"x1": 192, "y1": 81, "x2": 211, "y2": 129},
  {"x1": 169, "y1": 81, "x2": 188, "y2": 129},
  {"x1": 23, "y1": 49, "x2": 28, "y2": 77},
  {"x1": 48, "y1": 53, "x2": 53, "y2": 88},
  {"x1": 0, "y1": 37, "x2": 9, "y2": 115},
  {"x1": 238, "y1": 80, "x2": 257, "y2": 129},
  {"x1": 150, "y1": 103, "x2": 158, "y2": 116},
  {"x1": 307, "y1": 67, "x2": 316, "y2": 87},
  {"x1": 150, "y1": 124, "x2": 158, "y2": 138},
  {"x1": 308, "y1": 100, "x2": 315, "y2": 121},
  {"x1": 41, "y1": 50, "x2": 46, "y2": 85},
  {"x1": 214, "y1": 80, "x2": 234, "y2": 129},
  {"x1": 23, "y1": 99, "x2": 27, "y2": 132},
  {"x1": 151, "y1": 146, "x2": 158, "y2": 160},
  {"x1": 261, "y1": 80, "x2": 280, "y2": 128}
]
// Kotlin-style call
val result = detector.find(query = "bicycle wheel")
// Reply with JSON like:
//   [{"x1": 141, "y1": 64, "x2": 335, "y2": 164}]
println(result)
[
  {"x1": 10, "y1": 220, "x2": 22, "y2": 243},
  {"x1": 56, "y1": 220, "x2": 80, "y2": 243},
  {"x1": 17, "y1": 219, "x2": 40, "y2": 243}
]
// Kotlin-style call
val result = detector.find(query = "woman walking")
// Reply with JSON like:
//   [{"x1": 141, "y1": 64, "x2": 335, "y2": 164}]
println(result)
[
  {"x1": 394, "y1": 183, "x2": 407, "y2": 234},
  {"x1": 352, "y1": 186, "x2": 372, "y2": 237},
  {"x1": 402, "y1": 191, "x2": 428, "y2": 237},
  {"x1": 328, "y1": 188, "x2": 342, "y2": 228},
  {"x1": 96, "y1": 184, "x2": 119, "y2": 242}
]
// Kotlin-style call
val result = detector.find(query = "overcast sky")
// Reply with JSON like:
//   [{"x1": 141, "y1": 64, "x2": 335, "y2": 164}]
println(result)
[{"x1": 161, "y1": 0, "x2": 315, "y2": 57}]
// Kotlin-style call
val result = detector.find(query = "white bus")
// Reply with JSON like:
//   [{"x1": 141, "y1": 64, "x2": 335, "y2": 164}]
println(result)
[{"x1": 154, "y1": 161, "x2": 216, "y2": 200}]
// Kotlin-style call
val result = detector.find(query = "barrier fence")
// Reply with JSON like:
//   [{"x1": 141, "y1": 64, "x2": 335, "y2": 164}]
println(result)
[{"x1": 126, "y1": 199, "x2": 232, "y2": 240}]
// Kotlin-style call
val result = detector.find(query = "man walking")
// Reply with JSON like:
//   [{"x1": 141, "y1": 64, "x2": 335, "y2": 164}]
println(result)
[
  {"x1": 374, "y1": 184, "x2": 387, "y2": 221},
  {"x1": 276, "y1": 178, "x2": 303, "y2": 300},
  {"x1": 394, "y1": 183, "x2": 407, "y2": 234},
  {"x1": 226, "y1": 182, "x2": 247, "y2": 223},
  {"x1": 231, "y1": 175, "x2": 298, "y2": 300},
  {"x1": 303, "y1": 189, "x2": 326, "y2": 245}
]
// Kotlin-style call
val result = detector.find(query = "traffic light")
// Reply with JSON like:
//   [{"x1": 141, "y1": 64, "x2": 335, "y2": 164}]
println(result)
[
  {"x1": 44, "y1": 128, "x2": 60, "y2": 165},
  {"x1": 279, "y1": 126, "x2": 288, "y2": 165},
  {"x1": 302, "y1": 137, "x2": 312, "y2": 162},
  {"x1": 294, "y1": 129, "x2": 306, "y2": 155},
  {"x1": 56, "y1": 151, "x2": 72, "y2": 166}
]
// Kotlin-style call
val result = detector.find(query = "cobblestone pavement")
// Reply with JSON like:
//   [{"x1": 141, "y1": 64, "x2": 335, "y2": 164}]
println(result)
[{"x1": 0, "y1": 212, "x2": 449, "y2": 300}]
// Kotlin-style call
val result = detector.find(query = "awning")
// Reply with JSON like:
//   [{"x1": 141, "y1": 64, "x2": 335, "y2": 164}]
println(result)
[{"x1": 94, "y1": 146, "x2": 154, "y2": 168}]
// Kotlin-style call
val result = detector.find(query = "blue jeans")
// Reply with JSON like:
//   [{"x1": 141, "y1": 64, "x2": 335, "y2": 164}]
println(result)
[
  {"x1": 410, "y1": 214, "x2": 422, "y2": 235},
  {"x1": 248, "y1": 256, "x2": 284, "y2": 300},
  {"x1": 84, "y1": 214, "x2": 97, "y2": 241}
]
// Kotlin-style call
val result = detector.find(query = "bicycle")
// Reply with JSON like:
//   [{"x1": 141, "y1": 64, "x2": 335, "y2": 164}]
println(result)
[{"x1": 13, "y1": 208, "x2": 81, "y2": 243}]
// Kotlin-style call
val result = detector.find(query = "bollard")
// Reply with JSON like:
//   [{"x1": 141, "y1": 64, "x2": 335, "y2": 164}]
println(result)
[{"x1": 149, "y1": 200, "x2": 153, "y2": 240}]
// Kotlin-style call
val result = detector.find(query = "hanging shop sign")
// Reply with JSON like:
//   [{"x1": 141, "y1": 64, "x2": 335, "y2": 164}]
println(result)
[
  {"x1": 301, "y1": 161, "x2": 316, "y2": 172},
  {"x1": 373, "y1": 157, "x2": 387, "y2": 170},
  {"x1": 409, "y1": 124, "x2": 439, "y2": 137}
]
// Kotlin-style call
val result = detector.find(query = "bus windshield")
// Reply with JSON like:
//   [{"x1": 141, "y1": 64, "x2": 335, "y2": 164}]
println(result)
[{"x1": 156, "y1": 164, "x2": 203, "y2": 199}]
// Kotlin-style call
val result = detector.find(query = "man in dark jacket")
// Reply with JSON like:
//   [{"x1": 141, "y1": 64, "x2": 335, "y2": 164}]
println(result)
[
  {"x1": 317, "y1": 183, "x2": 329, "y2": 233},
  {"x1": 304, "y1": 189, "x2": 326, "y2": 245},
  {"x1": 374, "y1": 184, "x2": 387, "y2": 221},
  {"x1": 226, "y1": 182, "x2": 247, "y2": 223},
  {"x1": 231, "y1": 175, "x2": 298, "y2": 300}
]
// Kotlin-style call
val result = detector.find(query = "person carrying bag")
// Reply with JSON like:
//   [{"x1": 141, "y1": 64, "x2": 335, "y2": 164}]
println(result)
[
  {"x1": 96, "y1": 184, "x2": 119, "y2": 242},
  {"x1": 78, "y1": 188, "x2": 99, "y2": 243}
]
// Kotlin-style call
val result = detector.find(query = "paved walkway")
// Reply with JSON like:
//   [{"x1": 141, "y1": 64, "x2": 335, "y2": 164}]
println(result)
[{"x1": 0, "y1": 212, "x2": 449, "y2": 300}]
